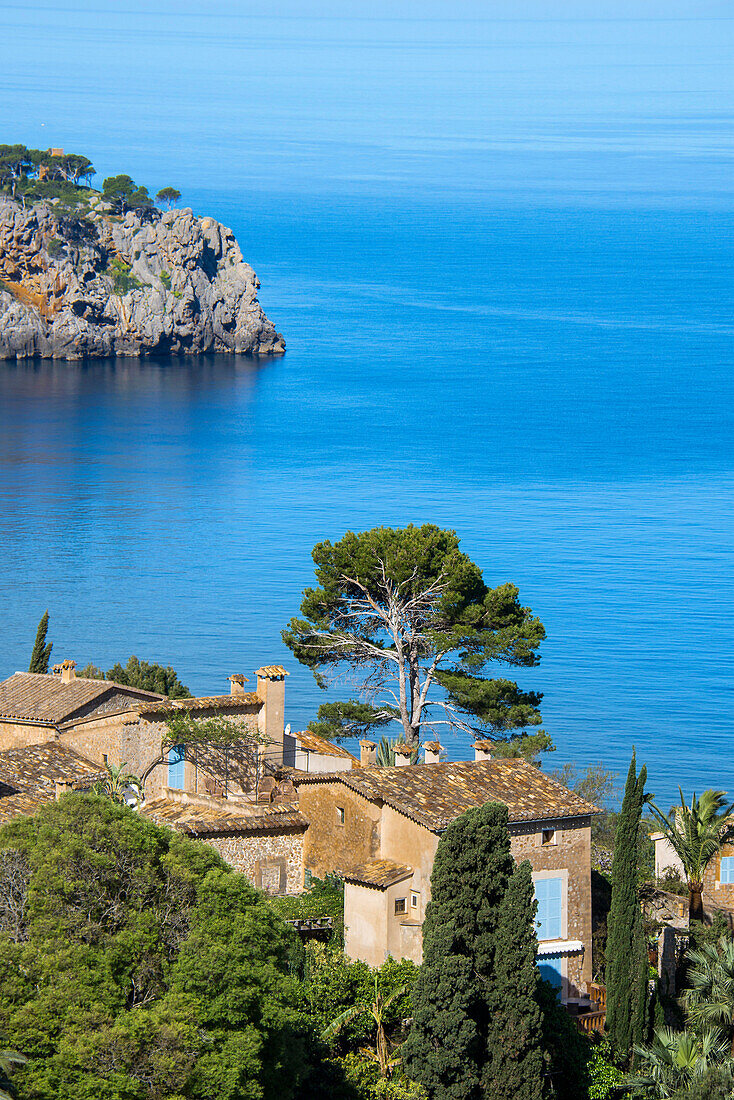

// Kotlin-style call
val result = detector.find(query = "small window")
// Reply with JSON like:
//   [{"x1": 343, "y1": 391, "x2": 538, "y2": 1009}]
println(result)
[
  {"x1": 720, "y1": 857, "x2": 734, "y2": 884},
  {"x1": 541, "y1": 828, "x2": 557, "y2": 846},
  {"x1": 336, "y1": 807, "x2": 345, "y2": 826},
  {"x1": 411, "y1": 891, "x2": 420, "y2": 910},
  {"x1": 394, "y1": 897, "x2": 407, "y2": 915},
  {"x1": 304, "y1": 868, "x2": 313, "y2": 888}
]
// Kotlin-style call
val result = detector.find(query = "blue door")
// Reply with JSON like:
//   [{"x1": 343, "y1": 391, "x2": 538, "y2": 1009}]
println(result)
[
  {"x1": 538, "y1": 955, "x2": 564, "y2": 996},
  {"x1": 534, "y1": 877, "x2": 563, "y2": 940},
  {"x1": 168, "y1": 744, "x2": 185, "y2": 789}
]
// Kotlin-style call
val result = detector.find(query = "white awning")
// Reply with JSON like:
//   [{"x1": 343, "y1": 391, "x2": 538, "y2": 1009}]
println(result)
[{"x1": 537, "y1": 940, "x2": 584, "y2": 957}]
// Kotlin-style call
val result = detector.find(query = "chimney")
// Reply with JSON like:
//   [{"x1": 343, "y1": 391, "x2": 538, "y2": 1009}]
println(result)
[
  {"x1": 55, "y1": 779, "x2": 73, "y2": 799},
  {"x1": 360, "y1": 739, "x2": 377, "y2": 767},
  {"x1": 423, "y1": 741, "x2": 443, "y2": 764},
  {"x1": 255, "y1": 666, "x2": 289, "y2": 759},
  {"x1": 394, "y1": 744, "x2": 413, "y2": 767},
  {"x1": 473, "y1": 740, "x2": 493, "y2": 762},
  {"x1": 228, "y1": 674, "x2": 249, "y2": 696},
  {"x1": 53, "y1": 659, "x2": 76, "y2": 684}
]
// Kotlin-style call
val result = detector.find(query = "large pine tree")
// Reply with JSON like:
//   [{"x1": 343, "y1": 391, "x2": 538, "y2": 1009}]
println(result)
[
  {"x1": 28, "y1": 610, "x2": 52, "y2": 674},
  {"x1": 403, "y1": 801, "x2": 544, "y2": 1100},
  {"x1": 606, "y1": 751, "x2": 648, "y2": 1060}
]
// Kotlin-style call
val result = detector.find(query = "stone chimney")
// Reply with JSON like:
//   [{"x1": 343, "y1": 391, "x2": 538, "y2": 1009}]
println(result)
[
  {"x1": 228, "y1": 674, "x2": 249, "y2": 696},
  {"x1": 52, "y1": 659, "x2": 76, "y2": 684},
  {"x1": 394, "y1": 744, "x2": 413, "y2": 767},
  {"x1": 255, "y1": 666, "x2": 289, "y2": 760},
  {"x1": 473, "y1": 740, "x2": 493, "y2": 761},
  {"x1": 55, "y1": 779, "x2": 73, "y2": 799},
  {"x1": 360, "y1": 739, "x2": 377, "y2": 767},
  {"x1": 423, "y1": 740, "x2": 443, "y2": 764}
]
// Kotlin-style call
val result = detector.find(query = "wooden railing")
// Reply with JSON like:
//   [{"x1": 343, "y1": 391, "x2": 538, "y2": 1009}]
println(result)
[
  {"x1": 577, "y1": 1010, "x2": 606, "y2": 1034},
  {"x1": 588, "y1": 982, "x2": 606, "y2": 1009}
]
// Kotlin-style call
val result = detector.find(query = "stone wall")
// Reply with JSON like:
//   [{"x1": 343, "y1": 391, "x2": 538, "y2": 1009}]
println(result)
[
  {"x1": 510, "y1": 816, "x2": 594, "y2": 996},
  {"x1": 200, "y1": 828, "x2": 304, "y2": 895},
  {"x1": 298, "y1": 781, "x2": 382, "y2": 878}
]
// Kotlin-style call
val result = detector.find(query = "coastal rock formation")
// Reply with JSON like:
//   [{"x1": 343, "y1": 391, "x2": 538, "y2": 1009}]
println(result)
[{"x1": 0, "y1": 198, "x2": 284, "y2": 359}]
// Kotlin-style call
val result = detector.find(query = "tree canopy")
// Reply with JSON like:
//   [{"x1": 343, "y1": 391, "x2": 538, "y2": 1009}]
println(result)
[
  {"x1": 284, "y1": 524, "x2": 548, "y2": 757},
  {"x1": 402, "y1": 800, "x2": 545, "y2": 1099},
  {"x1": 79, "y1": 655, "x2": 192, "y2": 698},
  {"x1": 0, "y1": 794, "x2": 309, "y2": 1100},
  {"x1": 605, "y1": 752, "x2": 648, "y2": 1061},
  {"x1": 28, "y1": 610, "x2": 52, "y2": 674},
  {"x1": 156, "y1": 186, "x2": 181, "y2": 209}
]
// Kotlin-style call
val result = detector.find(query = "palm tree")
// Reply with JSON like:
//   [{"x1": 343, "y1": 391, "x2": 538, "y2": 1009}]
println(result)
[
  {"x1": 687, "y1": 934, "x2": 734, "y2": 1055},
  {"x1": 376, "y1": 738, "x2": 419, "y2": 767},
  {"x1": 648, "y1": 789, "x2": 734, "y2": 923},
  {"x1": 0, "y1": 1047, "x2": 27, "y2": 1100},
  {"x1": 629, "y1": 1025, "x2": 728, "y2": 1098},
  {"x1": 93, "y1": 760, "x2": 143, "y2": 807},
  {"x1": 323, "y1": 977, "x2": 408, "y2": 1077}
]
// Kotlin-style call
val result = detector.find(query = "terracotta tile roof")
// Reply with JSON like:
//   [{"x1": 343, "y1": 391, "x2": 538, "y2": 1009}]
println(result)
[
  {"x1": 0, "y1": 671, "x2": 164, "y2": 724},
  {"x1": 343, "y1": 859, "x2": 413, "y2": 889},
  {"x1": 0, "y1": 792, "x2": 48, "y2": 823},
  {"x1": 0, "y1": 742, "x2": 105, "y2": 794},
  {"x1": 0, "y1": 743, "x2": 106, "y2": 823},
  {"x1": 138, "y1": 694, "x2": 260, "y2": 715},
  {"x1": 141, "y1": 797, "x2": 307, "y2": 836},
  {"x1": 292, "y1": 759, "x2": 600, "y2": 831},
  {"x1": 255, "y1": 666, "x2": 289, "y2": 679},
  {"x1": 293, "y1": 731, "x2": 359, "y2": 762}
]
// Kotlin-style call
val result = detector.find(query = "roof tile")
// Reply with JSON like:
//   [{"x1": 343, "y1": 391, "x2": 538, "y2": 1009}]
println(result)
[{"x1": 293, "y1": 759, "x2": 599, "y2": 831}]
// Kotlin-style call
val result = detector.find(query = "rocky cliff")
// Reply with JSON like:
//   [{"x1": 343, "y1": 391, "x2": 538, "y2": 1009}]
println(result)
[{"x1": 0, "y1": 197, "x2": 284, "y2": 359}]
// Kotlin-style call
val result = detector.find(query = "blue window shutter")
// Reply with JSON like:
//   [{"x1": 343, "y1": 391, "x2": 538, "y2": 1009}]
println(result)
[
  {"x1": 720, "y1": 857, "x2": 734, "y2": 884},
  {"x1": 168, "y1": 744, "x2": 185, "y2": 789},
  {"x1": 534, "y1": 877, "x2": 563, "y2": 940}
]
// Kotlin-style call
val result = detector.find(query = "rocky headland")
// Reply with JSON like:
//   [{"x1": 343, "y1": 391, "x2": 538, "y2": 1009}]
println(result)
[{"x1": 0, "y1": 197, "x2": 284, "y2": 359}]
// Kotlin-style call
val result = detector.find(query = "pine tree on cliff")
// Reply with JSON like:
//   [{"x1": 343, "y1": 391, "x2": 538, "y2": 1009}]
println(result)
[
  {"x1": 29, "y1": 610, "x2": 52, "y2": 673},
  {"x1": 403, "y1": 801, "x2": 545, "y2": 1100},
  {"x1": 606, "y1": 751, "x2": 648, "y2": 1060}
]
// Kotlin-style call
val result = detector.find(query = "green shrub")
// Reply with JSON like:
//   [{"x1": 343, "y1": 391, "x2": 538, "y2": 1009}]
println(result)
[
  {"x1": 160, "y1": 268, "x2": 172, "y2": 289},
  {"x1": 0, "y1": 794, "x2": 309, "y2": 1100},
  {"x1": 107, "y1": 255, "x2": 142, "y2": 295},
  {"x1": 587, "y1": 1038, "x2": 624, "y2": 1100},
  {"x1": 46, "y1": 236, "x2": 65, "y2": 259}
]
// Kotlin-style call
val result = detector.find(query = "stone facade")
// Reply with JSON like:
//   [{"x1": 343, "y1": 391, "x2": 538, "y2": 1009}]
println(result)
[
  {"x1": 201, "y1": 829, "x2": 304, "y2": 895},
  {"x1": 297, "y1": 769, "x2": 595, "y2": 998}
]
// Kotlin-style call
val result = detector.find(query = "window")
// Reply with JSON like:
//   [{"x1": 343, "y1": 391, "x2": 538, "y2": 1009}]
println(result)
[
  {"x1": 541, "y1": 828, "x2": 557, "y2": 846},
  {"x1": 394, "y1": 897, "x2": 407, "y2": 915},
  {"x1": 304, "y1": 868, "x2": 313, "y2": 888},
  {"x1": 411, "y1": 892, "x2": 420, "y2": 910},
  {"x1": 336, "y1": 807, "x2": 345, "y2": 826},
  {"x1": 720, "y1": 857, "x2": 734, "y2": 884},
  {"x1": 168, "y1": 744, "x2": 185, "y2": 790},
  {"x1": 534, "y1": 877, "x2": 563, "y2": 940}
]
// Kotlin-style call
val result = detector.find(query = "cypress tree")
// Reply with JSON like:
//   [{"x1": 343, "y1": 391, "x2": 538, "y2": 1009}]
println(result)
[
  {"x1": 403, "y1": 801, "x2": 544, "y2": 1100},
  {"x1": 28, "y1": 610, "x2": 53, "y2": 674},
  {"x1": 605, "y1": 751, "x2": 648, "y2": 1060}
]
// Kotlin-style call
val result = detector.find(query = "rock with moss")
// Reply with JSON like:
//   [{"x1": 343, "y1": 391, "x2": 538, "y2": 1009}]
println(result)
[{"x1": 0, "y1": 196, "x2": 285, "y2": 359}]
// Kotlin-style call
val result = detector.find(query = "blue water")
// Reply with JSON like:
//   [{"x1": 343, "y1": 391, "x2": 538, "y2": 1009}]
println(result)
[{"x1": 1, "y1": 3, "x2": 733, "y2": 804}]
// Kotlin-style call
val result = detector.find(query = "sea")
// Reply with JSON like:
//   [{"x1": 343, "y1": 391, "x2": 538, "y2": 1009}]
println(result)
[{"x1": 0, "y1": 1, "x2": 732, "y2": 806}]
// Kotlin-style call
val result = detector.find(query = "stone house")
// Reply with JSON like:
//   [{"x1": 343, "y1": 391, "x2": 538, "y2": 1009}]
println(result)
[
  {"x1": 141, "y1": 790, "x2": 308, "y2": 894},
  {"x1": 293, "y1": 744, "x2": 599, "y2": 1002},
  {"x1": 0, "y1": 661, "x2": 289, "y2": 800},
  {"x1": 0, "y1": 660, "x2": 306, "y2": 895}
]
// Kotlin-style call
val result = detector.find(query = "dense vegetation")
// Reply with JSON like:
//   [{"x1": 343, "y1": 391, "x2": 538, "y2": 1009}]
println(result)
[
  {"x1": 0, "y1": 143, "x2": 180, "y2": 215},
  {"x1": 404, "y1": 801, "x2": 545, "y2": 1099},
  {"x1": 77, "y1": 655, "x2": 192, "y2": 698},
  {"x1": 0, "y1": 795, "x2": 308, "y2": 1100}
]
